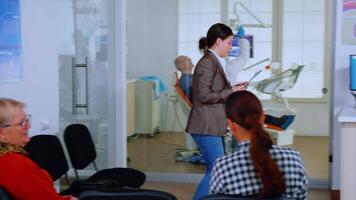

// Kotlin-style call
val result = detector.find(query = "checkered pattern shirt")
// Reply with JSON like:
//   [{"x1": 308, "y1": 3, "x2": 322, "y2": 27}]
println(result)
[{"x1": 210, "y1": 141, "x2": 308, "y2": 200}]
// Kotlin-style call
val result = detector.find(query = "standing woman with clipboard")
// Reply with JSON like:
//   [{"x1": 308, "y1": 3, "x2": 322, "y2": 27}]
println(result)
[{"x1": 185, "y1": 23, "x2": 247, "y2": 200}]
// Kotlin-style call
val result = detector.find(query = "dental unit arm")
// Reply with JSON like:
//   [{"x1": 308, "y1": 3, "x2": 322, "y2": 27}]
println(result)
[
  {"x1": 229, "y1": 1, "x2": 272, "y2": 31},
  {"x1": 251, "y1": 65, "x2": 305, "y2": 113}
]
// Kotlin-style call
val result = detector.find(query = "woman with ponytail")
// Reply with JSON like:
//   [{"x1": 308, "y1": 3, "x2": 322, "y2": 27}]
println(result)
[
  {"x1": 209, "y1": 91, "x2": 308, "y2": 199},
  {"x1": 186, "y1": 23, "x2": 247, "y2": 200}
]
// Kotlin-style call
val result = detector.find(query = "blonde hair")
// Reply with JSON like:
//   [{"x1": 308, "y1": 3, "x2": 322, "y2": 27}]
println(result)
[{"x1": 0, "y1": 98, "x2": 24, "y2": 127}]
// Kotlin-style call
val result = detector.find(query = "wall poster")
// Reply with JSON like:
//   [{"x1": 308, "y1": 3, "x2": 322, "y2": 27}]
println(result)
[
  {"x1": 0, "y1": 0, "x2": 22, "y2": 83},
  {"x1": 342, "y1": 0, "x2": 356, "y2": 45}
]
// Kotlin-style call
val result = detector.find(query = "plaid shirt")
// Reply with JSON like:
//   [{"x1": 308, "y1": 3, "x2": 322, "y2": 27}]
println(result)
[{"x1": 210, "y1": 141, "x2": 308, "y2": 200}]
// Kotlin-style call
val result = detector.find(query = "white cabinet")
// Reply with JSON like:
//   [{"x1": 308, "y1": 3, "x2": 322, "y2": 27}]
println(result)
[
  {"x1": 134, "y1": 80, "x2": 160, "y2": 135},
  {"x1": 338, "y1": 107, "x2": 356, "y2": 200},
  {"x1": 267, "y1": 129, "x2": 294, "y2": 146},
  {"x1": 127, "y1": 80, "x2": 136, "y2": 137}
]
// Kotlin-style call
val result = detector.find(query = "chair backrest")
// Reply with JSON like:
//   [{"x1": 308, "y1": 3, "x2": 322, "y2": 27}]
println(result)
[
  {"x1": 0, "y1": 187, "x2": 12, "y2": 200},
  {"x1": 79, "y1": 189, "x2": 177, "y2": 200},
  {"x1": 24, "y1": 135, "x2": 69, "y2": 181},
  {"x1": 64, "y1": 124, "x2": 97, "y2": 170},
  {"x1": 172, "y1": 72, "x2": 192, "y2": 117}
]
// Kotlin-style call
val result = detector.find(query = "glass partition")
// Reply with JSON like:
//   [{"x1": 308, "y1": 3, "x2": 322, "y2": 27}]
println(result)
[
  {"x1": 59, "y1": 0, "x2": 111, "y2": 170},
  {"x1": 126, "y1": 0, "x2": 330, "y2": 186}
]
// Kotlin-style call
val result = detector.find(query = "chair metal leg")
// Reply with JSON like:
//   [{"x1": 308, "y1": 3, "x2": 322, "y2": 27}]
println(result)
[
  {"x1": 93, "y1": 161, "x2": 99, "y2": 172},
  {"x1": 65, "y1": 173, "x2": 70, "y2": 185},
  {"x1": 74, "y1": 169, "x2": 79, "y2": 180}
]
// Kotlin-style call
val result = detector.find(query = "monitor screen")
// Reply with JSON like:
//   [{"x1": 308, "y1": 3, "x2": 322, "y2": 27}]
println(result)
[
  {"x1": 228, "y1": 34, "x2": 254, "y2": 58},
  {"x1": 350, "y1": 55, "x2": 356, "y2": 91}
]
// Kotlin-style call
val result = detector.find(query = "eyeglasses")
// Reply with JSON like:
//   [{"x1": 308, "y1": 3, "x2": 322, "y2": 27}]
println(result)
[{"x1": 0, "y1": 115, "x2": 31, "y2": 128}]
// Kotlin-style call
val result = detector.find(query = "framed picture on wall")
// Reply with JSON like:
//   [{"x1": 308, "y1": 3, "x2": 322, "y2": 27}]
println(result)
[
  {"x1": 0, "y1": 0, "x2": 22, "y2": 83},
  {"x1": 342, "y1": 0, "x2": 356, "y2": 45}
]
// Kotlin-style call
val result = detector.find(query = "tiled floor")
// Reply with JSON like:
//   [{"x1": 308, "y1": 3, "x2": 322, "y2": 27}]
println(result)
[
  {"x1": 128, "y1": 132, "x2": 329, "y2": 180},
  {"x1": 59, "y1": 133, "x2": 330, "y2": 199},
  {"x1": 142, "y1": 181, "x2": 330, "y2": 200}
]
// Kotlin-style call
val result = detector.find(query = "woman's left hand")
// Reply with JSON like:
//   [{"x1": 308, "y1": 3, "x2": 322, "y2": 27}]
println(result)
[{"x1": 232, "y1": 81, "x2": 248, "y2": 92}]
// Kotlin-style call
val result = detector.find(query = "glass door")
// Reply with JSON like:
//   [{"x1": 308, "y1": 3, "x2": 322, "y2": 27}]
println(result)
[
  {"x1": 126, "y1": 0, "x2": 330, "y2": 188},
  {"x1": 59, "y1": 0, "x2": 111, "y2": 170}
]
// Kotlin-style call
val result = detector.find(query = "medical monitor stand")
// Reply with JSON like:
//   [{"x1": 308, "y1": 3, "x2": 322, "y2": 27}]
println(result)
[
  {"x1": 352, "y1": 91, "x2": 356, "y2": 108},
  {"x1": 350, "y1": 55, "x2": 356, "y2": 108}
]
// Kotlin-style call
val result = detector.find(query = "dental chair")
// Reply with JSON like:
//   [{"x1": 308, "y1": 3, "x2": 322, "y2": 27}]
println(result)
[
  {"x1": 172, "y1": 72, "x2": 196, "y2": 150},
  {"x1": 250, "y1": 65, "x2": 305, "y2": 146},
  {"x1": 254, "y1": 65, "x2": 304, "y2": 112},
  {"x1": 172, "y1": 72, "x2": 192, "y2": 109},
  {"x1": 170, "y1": 72, "x2": 200, "y2": 161}
]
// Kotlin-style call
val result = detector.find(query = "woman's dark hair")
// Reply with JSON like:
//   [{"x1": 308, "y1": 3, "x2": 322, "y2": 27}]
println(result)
[
  {"x1": 198, "y1": 37, "x2": 208, "y2": 54},
  {"x1": 198, "y1": 23, "x2": 233, "y2": 54},
  {"x1": 226, "y1": 91, "x2": 286, "y2": 198}
]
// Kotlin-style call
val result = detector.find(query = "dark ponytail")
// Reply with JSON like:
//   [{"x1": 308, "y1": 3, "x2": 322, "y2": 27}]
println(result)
[
  {"x1": 199, "y1": 37, "x2": 208, "y2": 54},
  {"x1": 250, "y1": 121, "x2": 286, "y2": 198},
  {"x1": 226, "y1": 91, "x2": 286, "y2": 198}
]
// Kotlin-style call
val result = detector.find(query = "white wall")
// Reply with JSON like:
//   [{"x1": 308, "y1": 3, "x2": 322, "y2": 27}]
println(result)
[
  {"x1": 331, "y1": 0, "x2": 356, "y2": 190},
  {"x1": 0, "y1": 0, "x2": 59, "y2": 136},
  {"x1": 58, "y1": 0, "x2": 75, "y2": 55},
  {"x1": 126, "y1": 0, "x2": 178, "y2": 132},
  {"x1": 127, "y1": 0, "x2": 177, "y2": 82}
]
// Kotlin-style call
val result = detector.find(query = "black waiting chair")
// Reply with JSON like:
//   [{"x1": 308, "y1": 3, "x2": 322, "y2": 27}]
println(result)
[
  {"x1": 63, "y1": 123, "x2": 145, "y2": 188},
  {"x1": 0, "y1": 187, "x2": 12, "y2": 200},
  {"x1": 200, "y1": 194, "x2": 296, "y2": 200},
  {"x1": 25, "y1": 134, "x2": 177, "y2": 200},
  {"x1": 25, "y1": 134, "x2": 70, "y2": 183},
  {"x1": 79, "y1": 190, "x2": 177, "y2": 200},
  {"x1": 25, "y1": 134, "x2": 86, "y2": 196}
]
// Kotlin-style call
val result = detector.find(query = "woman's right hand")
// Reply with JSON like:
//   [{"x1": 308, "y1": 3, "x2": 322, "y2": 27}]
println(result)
[
  {"x1": 63, "y1": 195, "x2": 78, "y2": 200},
  {"x1": 232, "y1": 81, "x2": 248, "y2": 92}
]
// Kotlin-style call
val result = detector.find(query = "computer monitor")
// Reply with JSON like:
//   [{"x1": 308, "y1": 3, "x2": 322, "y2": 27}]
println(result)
[{"x1": 350, "y1": 55, "x2": 356, "y2": 91}]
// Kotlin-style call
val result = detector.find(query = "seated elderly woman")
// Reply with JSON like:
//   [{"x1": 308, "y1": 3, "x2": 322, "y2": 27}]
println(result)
[
  {"x1": 209, "y1": 91, "x2": 308, "y2": 199},
  {"x1": 0, "y1": 98, "x2": 77, "y2": 200}
]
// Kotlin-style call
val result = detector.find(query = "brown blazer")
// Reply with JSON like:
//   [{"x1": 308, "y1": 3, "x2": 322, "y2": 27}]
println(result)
[{"x1": 185, "y1": 51, "x2": 233, "y2": 136}]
